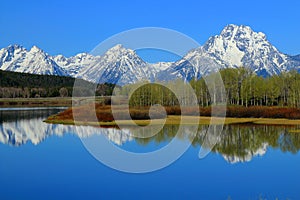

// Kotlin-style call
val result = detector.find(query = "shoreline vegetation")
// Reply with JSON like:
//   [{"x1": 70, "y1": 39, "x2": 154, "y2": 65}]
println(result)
[
  {"x1": 44, "y1": 103, "x2": 300, "y2": 126},
  {"x1": 0, "y1": 97, "x2": 110, "y2": 107},
  {"x1": 0, "y1": 97, "x2": 73, "y2": 107},
  {"x1": 0, "y1": 70, "x2": 116, "y2": 99},
  {"x1": 2, "y1": 68, "x2": 300, "y2": 127},
  {"x1": 44, "y1": 115, "x2": 300, "y2": 127}
]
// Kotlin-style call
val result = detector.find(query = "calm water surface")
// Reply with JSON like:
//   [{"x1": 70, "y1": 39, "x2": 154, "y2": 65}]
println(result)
[{"x1": 0, "y1": 108, "x2": 299, "y2": 199}]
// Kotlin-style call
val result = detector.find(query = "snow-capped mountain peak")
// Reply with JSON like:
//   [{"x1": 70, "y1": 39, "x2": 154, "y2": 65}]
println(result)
[
  {"x1": 29, "y1": 45, "x2": 44, "y2": 53},
  {"x1": 0, "y1": 45, "x2": 26, "y2": 69},
  {"x1": 53, "y1": 52, "x2": 100, "y2": 77},
  {"x1": 0, "y1": 44, "x2": 68, "y2": 76},
  {"x1": 1, "y1": 24, "x2": 300, "y2": 84},
  {"x1": 220, "y1": 24, "x2": 266, "y2": 41},
  {"x1": 204, "y1": 24, "x2": 294, "y2": 75},
  {"x1": 159, "y1": 24, "x2": 300, "y2": 81},
  {"x1": 53, "y1": 54, "x2": 67, "y2": 62},
  {"x1": 107, "y1": 44, "x2": 125, "y2": 52},
  {"x1": 77, "y1": 44, "x2": 157, "y2": 85},
  {"x1": 103, "y1": 44, "x2": 136, "y2": 60},
  {"x1": 6, "y1": 44, "x2": 25, "y2": 52}
]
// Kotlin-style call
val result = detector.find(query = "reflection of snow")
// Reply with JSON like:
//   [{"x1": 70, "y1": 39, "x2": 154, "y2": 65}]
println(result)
[
  {"x1": 0, "y1": 118, "x2": 133, "y2": 146},
  {"x1": 221, "y1": 143, "x2": 268, "y2": 164},
  {"x1": 0, "y1": 117, "x2": 274, "y2": 164},
  {"x1": 74, "y1": 126, "x2": 133, "y2": 146},
  {"x1": 193, "y1": 126, "x2": 270, "y2": 164}
]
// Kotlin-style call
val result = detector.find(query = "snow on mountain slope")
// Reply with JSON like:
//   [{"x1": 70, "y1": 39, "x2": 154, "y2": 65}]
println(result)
[
  {"x1": 77, "y1": 44, "x2": 157, "y2": 85},
  {"x1": 0, "y1": 45, "x2": 26, "y2": 70},
  {"x1": 150, "y1": 62, "x2": 172, "y2": 72},
  {"x1": 159, "y1": 24, "x2": 300, "y2": 81},
  {"x1": 0, "y1": 45, "x2": 68, "y2": 76},
  {"x1": 0, "y1": 44, "x2": 158, "y2": 84},
  {"x1": 204, "y1": 24, "x2": 293, "y2": 76},
  {"x1": 157, "y1": 48, "x2": 222, "y2": 81},
  {"x1": 222, "y1": 143, "x2": 268, "y2": 164},
  {"x1": 53, "y1": 53, "x2": 101, "y2": 77},
  {"x1": 1, "y1": 24, "x2": 300, "y2": 84}
]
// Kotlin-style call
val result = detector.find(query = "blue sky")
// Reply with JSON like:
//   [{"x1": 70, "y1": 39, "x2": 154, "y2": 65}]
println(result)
[{"x1": 1, "y1": 0, "x2": 300, "y2": 61}]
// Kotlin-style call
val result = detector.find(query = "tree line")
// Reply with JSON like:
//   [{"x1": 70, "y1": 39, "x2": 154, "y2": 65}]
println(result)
[
  {"x1": 0, "y1": 70, "x2": 116, "y2": 98},
  {"x1": 3, "y1": 68, "x2": 300, "y2": 108},
  {"x1": 123, "y1": 68, "x2": 300, "y2": 108}
]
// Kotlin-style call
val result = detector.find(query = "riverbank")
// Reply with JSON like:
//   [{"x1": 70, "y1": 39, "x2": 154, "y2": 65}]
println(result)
[
  {"x1": 44, "y1": 103, "x2": 300, "y2": 126},
  {"x1": 3, "y1": 100, "x2": 299, "y2": 126},
  {"x1": 44, "y1": 115, "x2": 300, "y2": 126},
  {"x1": 0, "y1": 97, "x2": 110, "y2": 107},
  {"x1": 0, "y1": 97, "x2": 73, "y2": 107}
]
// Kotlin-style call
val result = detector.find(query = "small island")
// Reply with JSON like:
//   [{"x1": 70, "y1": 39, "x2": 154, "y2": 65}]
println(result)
[{"x1": 44, "y1": 103, "x2": 300, "y2": 127}]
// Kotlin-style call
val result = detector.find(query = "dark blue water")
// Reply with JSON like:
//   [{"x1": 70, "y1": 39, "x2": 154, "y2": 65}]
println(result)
[{"x1": 0, "y1": 108, "x2": 299, "y2": 199}]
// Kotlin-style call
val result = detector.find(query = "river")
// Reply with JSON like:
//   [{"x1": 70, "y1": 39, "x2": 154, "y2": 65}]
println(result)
[{"x1": 0, "y1": 107, "x2": 299, "y2": 199}]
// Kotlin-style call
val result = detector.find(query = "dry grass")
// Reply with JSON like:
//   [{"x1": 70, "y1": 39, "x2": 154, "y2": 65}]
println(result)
[
  {"x1": 47, "y1": 103, "x2": 166, "y2": 123},
  {"x1": 224, "y1": 106, "x2": 300, "y2": 119},
  {"x1": 45, "y1": 115, "x2": 300, "y2": 127},
  {"x1": 45, "y1": 103, "x2": 300, "y2": 126}
]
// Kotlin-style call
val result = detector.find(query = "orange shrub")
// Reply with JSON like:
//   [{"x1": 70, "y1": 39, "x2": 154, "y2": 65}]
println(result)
[{"x1": 50, "y1": 103, "x2": 300, "y2": 122}]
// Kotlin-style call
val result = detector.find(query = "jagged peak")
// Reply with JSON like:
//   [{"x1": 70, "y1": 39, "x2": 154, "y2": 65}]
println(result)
[
  {"x1": 110, "y1": 44, "x2": 124, "y2": 50},
  {"x1": 8, "y1": 44, "x2": 24, "y2": 48},
  {"x1": 53, "y1": 54, "x2": 67, "y2": 63},
  {"x1": 29, "y1": 45, "x2": 44, "y2": 53},
  {"x1": 1, "y1": 24, "x2": 300, "y2": 83},
  {"x1": 203, "y1": 24, "x2": 269, "y2": 53},
  {"x1": 106, "y1": 44, "x2": 135, "y2": 55},
  {"x1": 5, "y1": 44, "x2": 26, "y2": 51},
  {"x1": 221, "y1": 24, "x2": 252, "y2": 35},
  {"x1": 220, "y1": 24, "x2": 266, "y2": 40}
]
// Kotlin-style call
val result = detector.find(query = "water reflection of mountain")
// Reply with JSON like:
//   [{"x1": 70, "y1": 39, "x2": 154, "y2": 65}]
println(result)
[
  {"x1": 0, "y1": 109, "x2": 133, "y2": 146},
  {"x1": 1, "y1": 109, "x2": 300, "y2": 163},
  {"x1": 0, "y1": 118, "x2": 133, "y2": 146}
]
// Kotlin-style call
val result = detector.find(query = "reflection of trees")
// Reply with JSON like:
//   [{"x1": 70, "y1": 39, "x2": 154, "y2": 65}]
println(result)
[
  {"x1": 134, "y1": 125, "x2": 179, "y2": 145},
  {"x1": 2, "y1": 108, "x2": 300, "y2": 164},
  {"x1": 133, "y1": 124, "x2": 300, "y2": 163},
  {"x1": 278, "y1": 131, "x2": 300, "y2": 154},
  {"x1": 210, "y1": 125, "x2": 272, "y2": 163},
  {"x1": 195, "y1": 125, "x2": 300, "y2": 163}
]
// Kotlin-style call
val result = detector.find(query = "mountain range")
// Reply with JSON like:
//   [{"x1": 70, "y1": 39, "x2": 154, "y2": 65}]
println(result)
[{"x1": 1, "y1": 24, "x2": 300, "y2": 85}]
